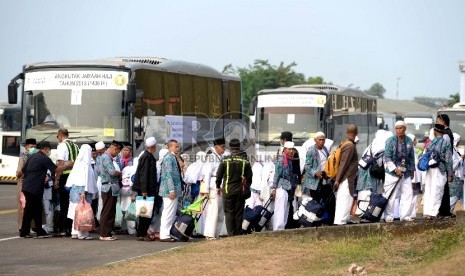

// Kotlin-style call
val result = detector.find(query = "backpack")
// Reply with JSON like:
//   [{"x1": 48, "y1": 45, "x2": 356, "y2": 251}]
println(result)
[
  {"x1": 324, "y1": 140, "x2": 352, "y2": 179},
  {"x1": 369, "y1": 152, "x2": 385, "y2": 180}
]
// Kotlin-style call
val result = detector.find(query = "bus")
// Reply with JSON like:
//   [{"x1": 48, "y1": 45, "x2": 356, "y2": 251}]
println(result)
[
  {"x1": 8, "y1": 57, "x2": 242, "y2": 158},
  {"x1": 249, "y1": 84, "x2": 377, "y2": 158},
  {"x1": 0, "y1": 131, "x2": 21, "y2": 183},
  {"x1": 438, "y1": 102, "x2": 465, "y2": 155},
  {"x1": 0, "y1": 105, "x2": 21, "y2": 183},
  {"x1": 403, "y1": 112, "x2": 435, "y2": 145}
]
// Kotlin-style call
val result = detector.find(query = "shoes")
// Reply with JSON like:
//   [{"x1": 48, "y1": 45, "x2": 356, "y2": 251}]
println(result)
[
  {"x1": 20, "y1": 234, "x2": 33, "y2": 238},
  {"x1": 35, "y1": 233, "x2": 52, "y2": 239},
  {"x1": 159, "y1": 238, "x2": 176, "y2": 242},
  {"x1": 71, "y1": 234, "x2": 78, "y2": 239},
  {"x1": 99, "y1": 236, "x2": 117, "y2": 241},
  {"x1": 205, "y1": 236, "x2": 217, "y2": 241},
  {"x1": 78, "y1": 236, "x2": 94, "y2": 240},
  {"x1": 385, "y1": 217, "x2": 394, "y2": 223},
  {"x1": 403, "y1": 217, "x2": 414, "y2": 222},
  {"x1": 425, "y1": 216, "x2": 436, "y2": 221}
]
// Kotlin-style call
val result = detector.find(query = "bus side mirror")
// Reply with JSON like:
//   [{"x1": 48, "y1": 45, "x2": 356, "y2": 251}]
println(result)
[
  {"x1": 126, "y1": 83, "x2": 136, "y2": 103},
  {"x1": 8, "y1": 82, "x2": 18, "y2": 104},
  {"x1": 323, "y1": 103, "x2": 331, "y2": 117}
]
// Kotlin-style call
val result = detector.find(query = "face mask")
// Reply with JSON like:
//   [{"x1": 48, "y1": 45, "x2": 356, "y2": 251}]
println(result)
[{"x1": 28, "y1": 148, "x2": 38, "y2": 155}]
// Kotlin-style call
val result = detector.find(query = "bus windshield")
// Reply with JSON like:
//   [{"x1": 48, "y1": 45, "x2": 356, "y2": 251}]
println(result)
[
  {"x1": 23, "y1": 88, "x2": 128, "y2": 146},
  {"x1": 404, "y1": 117, "x2": 433, "y2": 143},
  {"x1": 257, "y1": 106, "x2": 319, "y2": 146}
]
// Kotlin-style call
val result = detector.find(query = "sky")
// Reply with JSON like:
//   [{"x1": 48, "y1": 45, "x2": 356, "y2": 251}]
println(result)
[{"x1": 1, "y1": 0, "x2": 465, "y2": 102}]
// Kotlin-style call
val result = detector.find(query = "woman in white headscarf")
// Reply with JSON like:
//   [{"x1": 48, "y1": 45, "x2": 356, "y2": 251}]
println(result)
[
  {"x1": 184, "y1": 151, "x2": 207, "y2": 201},
  {"x1": 449, "y1": 133, "x2": 463, "y2": 213},
  {"x1": 66, "y1": 144, "x2": 98, "y2": 240}
]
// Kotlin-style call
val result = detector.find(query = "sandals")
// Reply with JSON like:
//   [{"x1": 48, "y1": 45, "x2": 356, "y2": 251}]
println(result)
[
  {"x1": 78, "y1": 236, "x2": 94, "y2": 240},
  {"x1": 99, "y1": 236, "x2": 117, "y2": 241}
]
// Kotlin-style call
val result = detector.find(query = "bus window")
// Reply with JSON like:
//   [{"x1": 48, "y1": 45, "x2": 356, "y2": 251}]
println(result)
[{"x1": 2, "y1": 135, "x2": 20, "y2": 156}]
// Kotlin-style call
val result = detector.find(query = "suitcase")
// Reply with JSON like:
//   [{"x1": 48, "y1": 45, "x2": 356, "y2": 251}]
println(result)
[
  {"x1": 357, "y1": 178, "x2": 401, "y2": 222},
  {"x1": 294, "y1": 198, "x2": 325, "y2": 227},
  {"x1": 170, "y1": 196, "x2": 208, "y2": 241},
  {"x1": 170, "y1": 213, "x2": 196, "y2": 241},
  {"x1": 242, "y1": 198, "x2": 273, "y2": 234}
]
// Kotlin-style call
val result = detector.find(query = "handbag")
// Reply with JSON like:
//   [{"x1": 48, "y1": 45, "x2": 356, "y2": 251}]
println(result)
[{"x1": 136, "y1": 196, "x2": 155, "y2": 218}]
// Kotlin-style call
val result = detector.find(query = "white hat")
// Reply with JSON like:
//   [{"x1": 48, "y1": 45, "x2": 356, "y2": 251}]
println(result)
[
  {"x1": 354, "y1": 136, "x2": 360, "y2": 143},
  {"x1": 314, "y1": 131, "x2": 325, "y2": 139},
  {"x1": 395, "y1": 120, "x2": 406, "y2": 127},
  {"x1": 283, "y1": 141, "x2": 294, "y2": 149},
  {"x1": 145, "y1": 137, "x2": 157, "y2": 147},
  {"x1": 95, "y1": 141, "x2": 105, "y2": 151}
]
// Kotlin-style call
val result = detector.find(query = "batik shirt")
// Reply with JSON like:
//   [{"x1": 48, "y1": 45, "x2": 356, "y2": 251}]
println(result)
[
  {"x1": 385, "y1": 135, "x2": 415, "y2": 178},
  {"x1": 303, "y1": 145, "x2": 328, "y2": 193},
  {"x1": 425, "y1": 136, "x2": 452, "y2": 176},
  {"x1": 272, "y1": 155, "x2": 294, "y2": 191},
  {"x1": 159, "y1": 152, "x2": 183, "y2": 198},
  {"x1": 95, "y1": 152, "x2": 120, "y2": 196}
]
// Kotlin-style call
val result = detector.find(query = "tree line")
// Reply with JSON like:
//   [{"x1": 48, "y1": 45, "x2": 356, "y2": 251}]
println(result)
[{"x1": 223, "y1": 60, "x2": 459, "y2": 113}]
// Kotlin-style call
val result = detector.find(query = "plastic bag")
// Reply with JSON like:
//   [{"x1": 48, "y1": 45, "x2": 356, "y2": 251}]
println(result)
[
  {"x1": 124, "y1": 201, "x2": 137, "y2": 221},
  {"x1": 136, "y1": 196, "x2": 154, "y2": 218},
  {"x1": 74, "y1": 198, "x2": 95, "y2": 232},
  {"x1": 115, "y1": 203, "x2": 123, "y2": 227}
]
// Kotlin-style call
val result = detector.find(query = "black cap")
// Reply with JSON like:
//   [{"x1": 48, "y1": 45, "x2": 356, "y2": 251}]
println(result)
[
  {"x1": 25, "y1": 138, "x2": 37, "y2": 145},
  {"x1": 89, "y1": 143, "x2": 97, "y2": 151},
  {"x1": 280, "y1": 131, "x2": 293, "y2": 141},
  {"x1": 111, "y1": 140, "x2": 124, "y2": 150},
  {"x1": 229, "y1": 139, "x2": 241, "y2": 149},
  {"x1": 437, "y1": 114, "x2": 450, "y2": 126},
  {"x1": 434, "y1": 124, "x2": 445, "y2": 133},
  {"x1": 37, "y1": 141, "x2": 52, "y2": 149},
  {"x1": 214, "y1": 138, "x2": 226, "y2": 146}
]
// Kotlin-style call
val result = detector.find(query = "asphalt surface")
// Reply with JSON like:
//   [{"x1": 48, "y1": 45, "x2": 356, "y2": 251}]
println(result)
[{"x1": 0, "y1": 184, "x2": 184, "y2": 276}]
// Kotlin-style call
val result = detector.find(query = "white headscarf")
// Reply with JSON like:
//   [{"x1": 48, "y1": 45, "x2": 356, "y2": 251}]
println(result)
[
  {"x1": 183, "y1": 151, "x2": 207, "y2": 184},
  {"x1": 65, "y1": 144, "x2": 98, "y2": 194},
  {"x1": 453, "y1": 133, "x2": 460, "y2": 147}
]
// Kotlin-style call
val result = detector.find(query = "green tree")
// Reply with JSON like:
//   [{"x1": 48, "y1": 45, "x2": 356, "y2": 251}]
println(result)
[
  {"x1": 365, "y1": 83, "x2": 386, "y2": 98},
  {"x1": 227, "y1": 60, "x2": 330, "y2": 114},
  {"x1": 448, "y1": 92, "x2": 460, "y2": 107}
]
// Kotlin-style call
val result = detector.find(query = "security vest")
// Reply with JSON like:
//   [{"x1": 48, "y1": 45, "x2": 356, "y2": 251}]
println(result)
[
  {"x1": 222, "y1": 155, "x2": 248, "y2": 194},
  {"x1": 62, "y1": 141, "x2": 79, "y2": 175}
]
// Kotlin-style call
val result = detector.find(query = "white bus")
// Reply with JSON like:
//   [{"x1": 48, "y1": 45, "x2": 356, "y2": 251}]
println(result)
[
  {"x1": 249, "y1": 84, "x2": 377, "y2": 158},
  {"x1": 8, "y1": 57, "x2": 243, "y2": 157},
  {"x1": 438, "y1": 102, "x2": 465, "y2": 155},
  {"x1": 403, "y1": 112, "x2": 435, "y2": 144},
  {"x1": 0, "y1": 131, "x2": 21, "y2": 183}
]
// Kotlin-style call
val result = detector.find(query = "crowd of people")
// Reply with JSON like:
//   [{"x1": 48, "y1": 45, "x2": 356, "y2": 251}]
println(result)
[{"x1": 16, "y1": 113, "x2": 465, "y2": 241}]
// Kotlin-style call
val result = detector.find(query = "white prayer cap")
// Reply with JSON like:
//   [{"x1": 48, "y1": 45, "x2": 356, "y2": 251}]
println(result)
[
  {"x1": 145, "y1": 137, "x2": 156, "y2": 147},
  {"x1": 354, "y1": 136, "x2": 360, "y2": 143},
  {"x1": 407, "y1": 134, "x2": 415, "y2": 141},
  {"x1": 314, "y1": 131, "x2": 325, "y2": 139},
  {"x1": 395, "y1": 120, "x2": 406, "y2": 127},
  {"x1": 283, "y1": 141, "x2": 294, "y2": 149},
  {"x1": 95, "y1": 141, "x2": 105, "y2": 151}
]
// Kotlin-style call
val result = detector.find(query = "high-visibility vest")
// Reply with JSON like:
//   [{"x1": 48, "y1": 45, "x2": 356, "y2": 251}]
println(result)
[{"x1": 62, "y1": 141, "x2": 79, "y2": 175}]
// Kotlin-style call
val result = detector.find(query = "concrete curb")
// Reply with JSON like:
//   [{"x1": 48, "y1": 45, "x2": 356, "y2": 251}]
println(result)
[{"x1": 253, "y1": 213, "x2": 463, "y2": 240}]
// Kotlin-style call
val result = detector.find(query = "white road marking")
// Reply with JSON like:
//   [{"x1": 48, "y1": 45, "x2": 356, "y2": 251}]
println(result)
[
  {"x1": 104, "y1": 246, "x2": 182, "y2": 266},
  {"x1": 0, "y1": 236, "x2": 20, "y2": 242}
]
